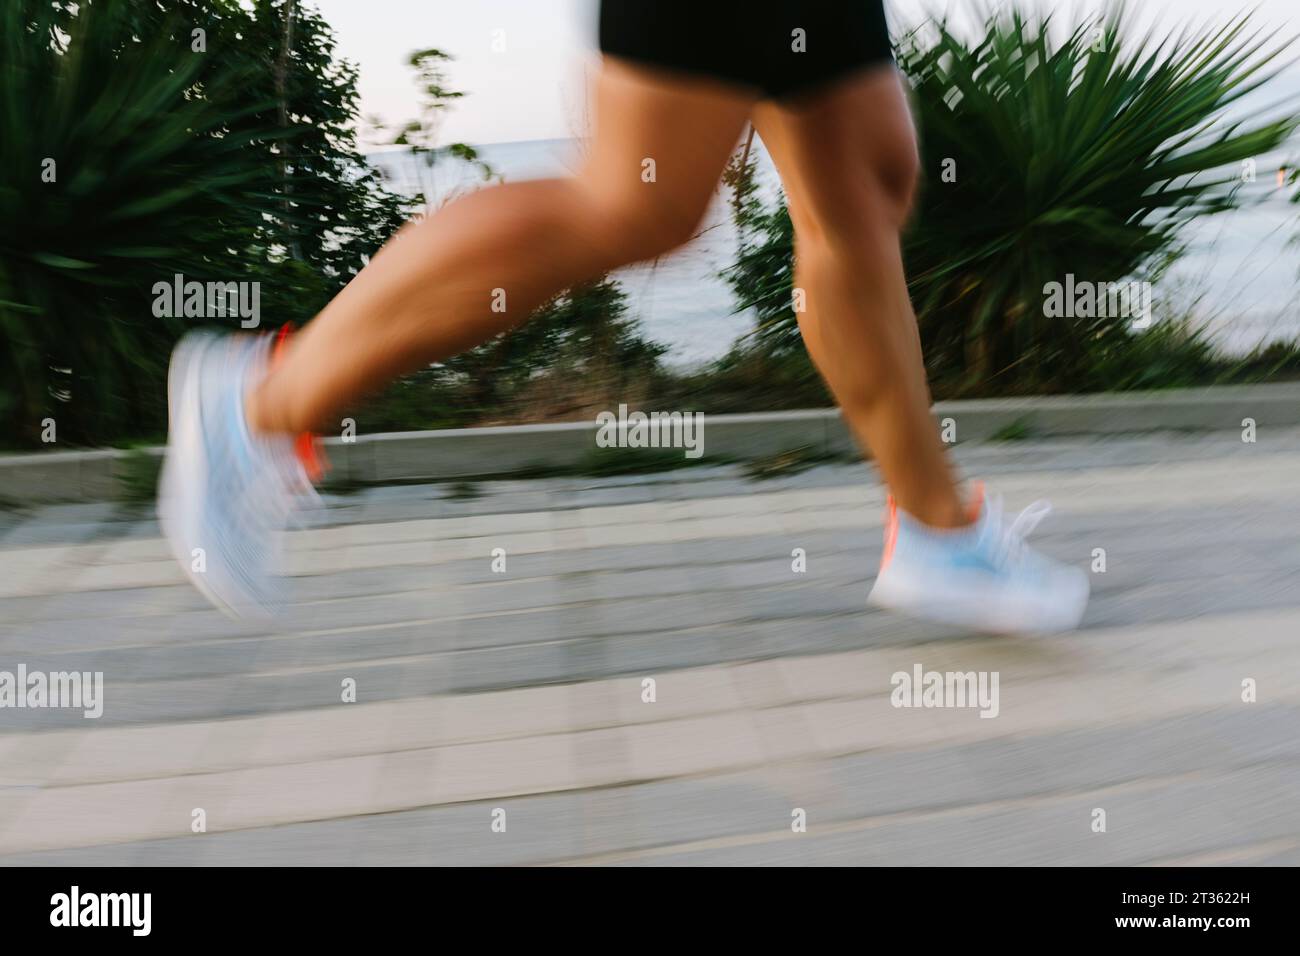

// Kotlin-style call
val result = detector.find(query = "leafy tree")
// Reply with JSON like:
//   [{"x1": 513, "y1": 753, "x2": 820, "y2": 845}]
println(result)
[
  {"x1": 0, "y1": 0, "x2": 414, "y2": 447},
  {"x1": 171, "y1": 0, "x2": 416, "y2": 299}
]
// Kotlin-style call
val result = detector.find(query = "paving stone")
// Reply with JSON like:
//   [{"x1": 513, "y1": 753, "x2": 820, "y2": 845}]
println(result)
[{"x1": 2, "y1": 428, "x2": 1298, "y2": 863}]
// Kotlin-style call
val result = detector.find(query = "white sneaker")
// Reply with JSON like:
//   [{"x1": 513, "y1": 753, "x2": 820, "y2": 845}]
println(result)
[
  {"x1": 868, "y1": 486, "x2": 1089, "y2": 634},
  {"x1": 157, "y1": 331, "x2": 311, "y2": 618}
]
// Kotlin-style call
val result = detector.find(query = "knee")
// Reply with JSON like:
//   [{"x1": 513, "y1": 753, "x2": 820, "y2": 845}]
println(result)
[
  {"x1": 588, "y1": 188, "x2": 708, "y2": 264},
  {"x1": 792, "y1": 145, "x2": 919, "y2": 258},
  {"x1": 878, "y1": 136, "x2": 920, "y2": 225}
]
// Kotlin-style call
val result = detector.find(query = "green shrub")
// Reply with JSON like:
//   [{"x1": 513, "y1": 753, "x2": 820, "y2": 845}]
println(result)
[{"x1": 0, "y1": 0, "x2": 272, "y2": 447}]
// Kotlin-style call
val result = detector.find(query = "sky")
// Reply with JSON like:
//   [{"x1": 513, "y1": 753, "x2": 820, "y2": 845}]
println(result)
[{"x1": 311, "y1": 0, "x2": 1300, "y2": 148}]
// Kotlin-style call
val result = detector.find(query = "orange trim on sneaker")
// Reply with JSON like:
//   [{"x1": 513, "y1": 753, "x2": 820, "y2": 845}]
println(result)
[
  {"x1": 294, "y1": 432, "x2": 327, "y2": 483},
  {"x1": 273, "y1": 322, "x2": 293, "y2": 357},
  {"x1": 880, "y1": 494, "x2": 899, "y2": 571},
  {"x1": 272, "y1": 323, "x2": 328, "y2": 484}
]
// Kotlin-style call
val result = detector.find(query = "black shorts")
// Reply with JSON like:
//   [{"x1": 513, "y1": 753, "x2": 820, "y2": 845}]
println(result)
[{"x1": 598, "y1": 0, "x2": 893, "y2": 100}]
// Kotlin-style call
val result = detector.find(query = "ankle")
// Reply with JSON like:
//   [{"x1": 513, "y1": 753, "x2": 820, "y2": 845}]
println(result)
[{"x1": 899, "y1": 495, "x2": 972, "y2": 530}]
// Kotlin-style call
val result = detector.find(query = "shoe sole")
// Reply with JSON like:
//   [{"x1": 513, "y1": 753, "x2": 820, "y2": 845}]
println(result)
[{"x1": 868, "y1": 569, "x2": 1088, "y2": 635}]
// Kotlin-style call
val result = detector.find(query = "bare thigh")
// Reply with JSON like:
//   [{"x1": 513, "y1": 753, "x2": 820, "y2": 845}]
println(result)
[
  {"x1": 744, "y1": 68, "x2": 966, "y2": 527},
  {"x1": 579, "y1": 57, "x2": 758, "y2": 259},
  {"x1": 751, "y1": 65, "x2": 919, "y2": 241},
  {"x1": 748, "y1": 66, "x2": 920, "y2": 360}
]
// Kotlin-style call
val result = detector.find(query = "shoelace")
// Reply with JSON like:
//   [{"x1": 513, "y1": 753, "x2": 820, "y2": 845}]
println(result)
[{"x1": 984, "y1": 493, "x2": 1053, "y2": 567}]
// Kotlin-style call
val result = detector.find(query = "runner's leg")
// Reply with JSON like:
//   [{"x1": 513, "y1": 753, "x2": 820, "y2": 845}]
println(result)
[
  {"x1": 751, "y1": 68, "x2": 968, "y2": 528},
  {"x1": 247, "y1": 59, "x2": 755, "y2": 435}
]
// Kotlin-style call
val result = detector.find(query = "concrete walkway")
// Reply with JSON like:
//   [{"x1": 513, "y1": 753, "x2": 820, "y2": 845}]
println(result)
[{"x1": 2, "y1": 428, "x2": 1299, "y2": 865}]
